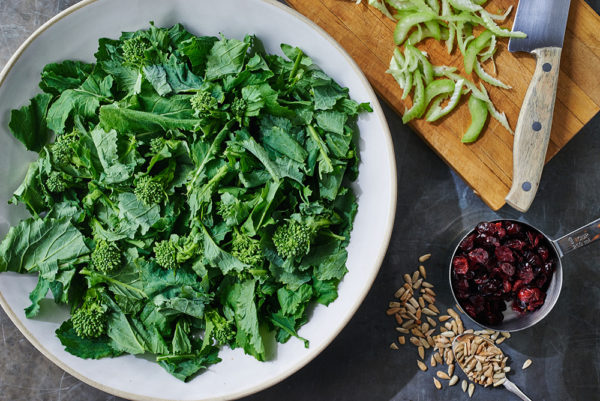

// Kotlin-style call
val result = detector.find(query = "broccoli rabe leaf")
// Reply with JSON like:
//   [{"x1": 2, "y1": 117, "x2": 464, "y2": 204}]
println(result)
[
  {"x1": 9, "y1": 93, "x2": 53, "y2": 152},
  {"x1": 0, "y1": 217, "x2": 89, "y2": 274}
]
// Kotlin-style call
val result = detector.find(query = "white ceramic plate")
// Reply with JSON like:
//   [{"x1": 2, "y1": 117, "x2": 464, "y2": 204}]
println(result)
[{"x1": 0, "y1": 0, "x2": 396, "y2": 400}]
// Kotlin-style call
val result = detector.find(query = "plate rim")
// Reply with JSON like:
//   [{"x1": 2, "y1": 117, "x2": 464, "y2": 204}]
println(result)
[{"x1": 0, "y1": 0, "x2": 398, "y2": 399}]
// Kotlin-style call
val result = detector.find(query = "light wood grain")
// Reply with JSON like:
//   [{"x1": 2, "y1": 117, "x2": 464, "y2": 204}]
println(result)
[
  {"x1": 286, "y1": 0, "x2": 600, "y2": 210},
  {"x1": 505, "y1": 47, "x2": 562, "y2": 212}
]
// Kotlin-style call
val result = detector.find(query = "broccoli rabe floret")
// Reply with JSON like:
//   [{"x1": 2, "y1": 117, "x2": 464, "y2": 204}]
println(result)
[
  {"x1": 71, "y1": 296, "x2": 108, "y2": 338},
  {"x1": 91, "y1": 239, "x2": 121, "y2": 274},
  {"x1": 153, "y1": 239, "x2": 178, "y2": 270},
  {"x1": 134, "y1": 175, "x2": 165, "y2": 205},
  {"x1": 150, "y1": 137, "x2": 166, "y2": 154},
  {"x1": 205, "y1": 309, "x2": 234, "y2": 345},
  {"x1": 51, "y1": 131, "x2": 79, "y2": 166},
  {"x1": 231, "y1": 230, "x2": 262, "y2": 266},
  {"x1": 153, "y1": 231, "x2": 202, "y2": 270},
  {"x1": 273, "y1": 217, "x2": 335, "y2": 260},
  {"x1": 121, "y1": 36, "x2": 151, "y2": 66},
  {"x1": 190, "y1": 91, "x2": 218, "y2": 115},
  {"x1": 45, "y1": 171, "x2": 67, "y2": 193},
  {"x1": 231, "y1": 98, "x2": 246, "y2": 119}
]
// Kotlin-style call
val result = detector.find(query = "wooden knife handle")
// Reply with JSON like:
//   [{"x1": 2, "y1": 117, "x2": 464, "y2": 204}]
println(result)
[{"x1": 505, "y1": 47, "x2": 562, "y2": 213}]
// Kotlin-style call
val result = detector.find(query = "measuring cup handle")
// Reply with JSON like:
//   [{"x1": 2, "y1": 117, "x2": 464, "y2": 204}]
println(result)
[
  {"x1": 504, "y1": 379, "x2": 533, "y2": 401},
  {"x1": 554, "y1": 217, "x2": 600, "y2": 257}
]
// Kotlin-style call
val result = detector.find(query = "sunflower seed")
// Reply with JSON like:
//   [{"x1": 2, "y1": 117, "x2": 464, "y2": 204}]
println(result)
[
  {"x1": 404, "y1": 273, "x2": 413, "y2": 285},
  {"x1": 493, "y1": 378, "x2": 506, "y2": 387},
  {"x1": 418, "y1": 296, "x2": 426, "y2": 309},
  {"x1": 420, "y1": 338, "x2": 430, "y2": 348},
  {"x1": 419, "y1": 254, "x2": 431, "y2": 262},
  {"x1": 501, "y1": 331, "x2": 511, "y2": 338},
  {"x1": 413, "y1": 278, "x2": 423, "y2": 290},
  {"x1": 390, "y1": 343, "x2": 399, "y2": 350},
  {"x1": 402, "y1": 319, "x2": 415, "y2": 328},
  {"x1": 416, "y1": 309, "x2": 422, "y2": 320},
  {"x1": 496, "y1": 337, "x2": 506, "y2": 345},
  {"x1": 398, "y1": 336, "x2": 406, "y2": 345},
  {"x1": 448, "y1": 364, "x2": 454, "y2": 377},
  {"x1": 430, "y1": 354, "x2": 437, "y2": 367},
  {"x1": 418, "y1": 346, "x2": 425, "y2": 359},
  {"x1": 439, "y1": 315, "x2": 451, "y2": 322},
  {"x1": 396, "y1": 327, "x2": 409, "y2": 334},
  {"x1": 394, "y1": 314, "x2": 403, "y2": 325},
  {"x1": 412, "y1": 271, "x2": 420, "y2": 283},
  {"x1": 424, "y1": 287, "x2": 436, "y2": 297},
  {"x1": 422, "y1": 307, "x2": 437, "y2": 316},
  {"x1": 522, "y1": 359, "x2": 532, "y2": 369},
  {"x1": 437, "y1": 371, "x2": 450, "y2": 380},
  {"x1": 468, "y1": 383, "x2": 475, "y2": 397},
  {"x1": 433, "y1": 378, "x2": 442, "y2": 389},
  {"x1": 386, "y1": 307, "x2": 402, "y2": 315},
  {"x1": 394, "y1": 287, "x2": 406, "y2": 298},
  {"x1": 427, "y1": 317, "x2": 437, "y2": 327},
  {"x1": 447, "y1": 308, "x2": 460, "y2": 320},
  {"x1": 419, "y1": 264, "x2": 427, "y2": 278},
  {"x1": 462, "y1": 380, "x2": 468, "y2": 392},
  {"x1": 428, "y1": 304, "x2": 440, "y2": 314},
  {"x1": 417, "y1": 360, "x2": 428, "y2": 371},
  {"x1": 449, "y1": 375, "x2": 459, "y2": 386},
  {"x1": 441, "y1": 331, "x2": 455, "y2": 338},
  {"x1": 427, "y1": 336, "x2": 435, "y2": 347},
  {"x1": 410, "y1": 337, "x2": 421, "y2": 346},
  {"x1": 409, "y1": 297, "x2": 420, "y2": 309},
  {"x1": 422, "y1": 281, "x2": 434, "y2": 288},
  {"x1": 422, "y1": 294, "x2": 435, "y2": 304}
]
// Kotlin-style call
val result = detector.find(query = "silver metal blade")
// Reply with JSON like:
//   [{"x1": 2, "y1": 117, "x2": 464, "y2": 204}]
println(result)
[{"x1": 509, "y1": 0, "x2": 572, "y2": 53}]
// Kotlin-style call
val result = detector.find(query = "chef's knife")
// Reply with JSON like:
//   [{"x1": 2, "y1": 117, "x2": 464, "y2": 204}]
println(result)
[{"x1": 505, "y1": 0, "x2": 572, "y2": 213}]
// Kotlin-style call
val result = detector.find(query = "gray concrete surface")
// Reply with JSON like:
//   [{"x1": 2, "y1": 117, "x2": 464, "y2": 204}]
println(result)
[{"x1": 1, "y1": 1, "x2": 599, "y2": 400}]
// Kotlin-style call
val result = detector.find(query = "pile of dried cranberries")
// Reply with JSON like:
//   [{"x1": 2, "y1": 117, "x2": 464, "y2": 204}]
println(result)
[{"x1": 451, "y1": 220, "x2": 557, "y2": 326}]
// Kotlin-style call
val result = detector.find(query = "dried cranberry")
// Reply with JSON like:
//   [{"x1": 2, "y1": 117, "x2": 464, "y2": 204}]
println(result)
[
  {"x1": 506, "y1": 239, "x2": 526, "y2": 251},
  {"x1": 502, "y1": 280, "x2": 512, "y2": 293},
  {"x1": 495, "y1": 246, "x2": 514, "y2": 262},
  {"x1": 505, "y1": 221, "x2": 522, "y2": 235},
  {"x1": 459, "y1": 233, "x2": 476, "y2": 251},
  {"x1": 518, "y1": 287, "x2": 545, "y2": 311},
  {"x1": 468, "y1": 248, "x2": 489, "y2": 265},
  {"x1": 527, "y1": 253, "x2": 542, "y2": 267},
  {"x1": 537, "y1": 246, "x2": 550, "y2": 261},
  {"x1": 527, "y1": 231, "x2": 541, "y2": 247},
  {"x1": 456, "y1": 278, "x2": 470, "y2": 291},
  {"x1": 518, "y1": 264, "x2": 536, "y2": 284},
  {"x1": 535, "y1": 274, "x2": 548, "y2": 288},
  {"x1": 499, "y1": 262, "x2": 516, "y2": 276},
  {"x1": 476, "y1": 222, "x2": 493, "y2": 235},
  {"x1": 476, "y1": 233, "x2": 500, "y2": 248},
  {"x1": 453, "y1": 256, "x2": 469, "y2": 275}
]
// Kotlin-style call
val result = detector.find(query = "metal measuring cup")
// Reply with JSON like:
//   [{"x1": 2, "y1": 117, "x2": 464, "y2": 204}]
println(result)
[{"x1": 449, "y1": 218, "x2": 600, "y2": 332}]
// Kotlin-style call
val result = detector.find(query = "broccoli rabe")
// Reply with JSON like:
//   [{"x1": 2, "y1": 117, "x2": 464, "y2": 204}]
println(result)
[
  {"x1": 91, "y1": 239, "x2": 121, "y2": 274},
  {"x1": 190, "y1": 91, "x2": 218, "y2": 116},
  {"x1": 150, "y1": 137, "x2": 166, "y2": 154},
  {"x1": 273, "y1": 217, "x2": 336, "y2": 260},
  {"x1": 205, "y1": 309, "x2": 234, "y2": 345},
  {"x1": 231, "y1": 98, "x2": 247, "y2": 120},
  {"x1": 71, "y1": 295, "x2": 108, "y2": 338},
  {"x1": 231, "y1": 230, "x2": 262, "y2": 266},
  {"x1": 45, "y1": 171, "x2": 67, "y2": 193},
  {"x1": 134, "y1": 175, "x2": 165, "y2": 205},
  {"x1": 51, "y1": 131, "x2": 80, "y2": 166},
  {"x1": 153, "y1": 232, "x2": 202, "y2": 270},
  {"x1": 121, "y1": 36, "x2": 151, "y2": 66}
]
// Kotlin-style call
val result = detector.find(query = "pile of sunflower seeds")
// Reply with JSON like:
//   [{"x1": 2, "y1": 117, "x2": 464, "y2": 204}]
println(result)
[{"x1": 387, "y1": 254, "x2": 532, "y2": 398}]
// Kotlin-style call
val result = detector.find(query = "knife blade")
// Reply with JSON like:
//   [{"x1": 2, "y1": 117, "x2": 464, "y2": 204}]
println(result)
[{"x1": 505, "y1": 0, "x2": 572, "y2": 213}]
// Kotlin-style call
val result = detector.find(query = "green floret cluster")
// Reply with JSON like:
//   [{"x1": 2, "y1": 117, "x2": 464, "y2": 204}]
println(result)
[
  {"x1": 121, "y1": 36, "x2": 151, "y2": 66},
  {"x1": 91, "y1": 240, "x2": 121, "y2": 274},
  {"x1": 231, "y1": 231, "x2": 262, "y2": 266},
  {"x1": 190, "y1": 91, "x2": 217, "y2": 114},
  {"x1": 1, "y1": 23, "x2": 368, "y2": 382},
  {"x1": 205, "y1": 309, "x2": 235, "y2": 345},
  {"x1": 46, "y1": 171, "x2": 67, "y2": 193},
  {"x1": 153, "y1": 239, "x2": 178, "y2": 270},
  {"x1": 51, "y1": 133, "x2": 77, "y2": 165},
  {"x1": 71, "y1": 298, "x2": 107, "y2": 338},
  {"x1": 134, "y1": 176, "x2": 165, "y2": 205},
  {"x1": 273, "y1": 221, "x2": 312, "y2": 260}
]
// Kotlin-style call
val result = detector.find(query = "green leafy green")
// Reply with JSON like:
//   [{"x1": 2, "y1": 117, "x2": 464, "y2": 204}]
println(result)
[{"x1": 0, "y1": 23, "x2": 369, "y2": 382}]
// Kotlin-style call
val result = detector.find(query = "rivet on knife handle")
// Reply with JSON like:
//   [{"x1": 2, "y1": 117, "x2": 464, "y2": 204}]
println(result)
[{"x1": 505, "y1": 47, "x2": 562, "y2": 213}]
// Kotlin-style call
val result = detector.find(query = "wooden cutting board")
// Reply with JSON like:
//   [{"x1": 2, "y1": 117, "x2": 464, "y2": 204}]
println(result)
[{"x1": 286, "y1": 0, "x2": 600, "y2": 210}]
